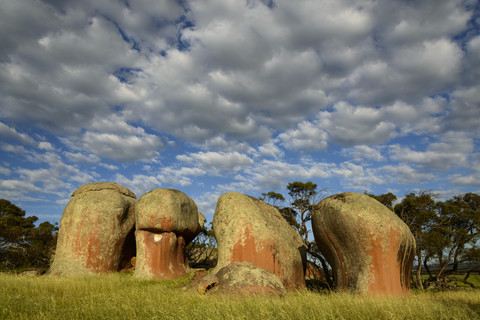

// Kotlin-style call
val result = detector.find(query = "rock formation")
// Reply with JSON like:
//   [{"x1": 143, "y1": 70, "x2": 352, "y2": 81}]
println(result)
[
  {"x1": 198, "y1": 262, "x2": 287, "y2": 295},
  {"x1": 311, "y1": 192, "x2": 416, "y2": 295},
  {"x1": 212, "y1": 192, "x2": 306, "y2": 291},
  {"x1": 134, "y1": 188, "x2": 204, "y2": 279},
  {"x1": 49, "y1": 182, "x2": 136, "y2": 276}
]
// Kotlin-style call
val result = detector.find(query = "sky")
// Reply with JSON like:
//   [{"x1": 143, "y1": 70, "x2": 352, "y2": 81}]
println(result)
[{"x1": 0, "y1": 0, "x2": 479, "y2": 225}]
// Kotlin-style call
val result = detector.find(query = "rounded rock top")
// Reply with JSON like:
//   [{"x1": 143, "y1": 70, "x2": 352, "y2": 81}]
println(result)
[
  {"x1": 71, "y1": 182, "x2": 136, "y2": 199},
  {"x1": 135, "y1": 188, "x2": 200, "y2": 236}
]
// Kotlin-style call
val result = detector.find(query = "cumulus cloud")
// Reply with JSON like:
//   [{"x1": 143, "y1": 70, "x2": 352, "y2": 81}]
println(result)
[
  {"x1": 257, "y1": 141, "x2": 284, "y2": 159},
  {"x1": 279, "y1": 121, "x2": 328, "y2": 151},
  {"x1": 0, "y1": 166, "x2": 11, "y2": 176},
  {"x1": 177, "y1": 151, "x2": 254, "y2": 175},
  {"x1": 80, "y1": 130, "x2": 163, "y2": 162},
  {"x1": 0, "y1": 122, "x2": 36, "y2": 145},
  {"x1": 0, "y1": 0, "x2": 478, "y2": 219},
  {"x1": 316, "y1": 102, "x2": 398, "y2": 146},
  {"x1": 248, "y1": 159, "x2": 334, "y2": 191},
  {"x1": 382, "y1": 164, "x2": 436, "y2": 185},
  {"x1": 343, "y1": 145, "x2": 385, "y2": 162},
  {"x1": 158, "y1": 167, "x2": 206, "y2": 186},
  {"x1": 65, "y1": 151, "x2": 100, "y2": 163},
  {"x1": 389, "y1": 132, "x2": 474, "y2": 171},
  {"x1": 331, "y1": 162, "x2": 385, "y2": 190},
  {"x1": 0, "y1": 180, "x2": 42, "y2": 193}
]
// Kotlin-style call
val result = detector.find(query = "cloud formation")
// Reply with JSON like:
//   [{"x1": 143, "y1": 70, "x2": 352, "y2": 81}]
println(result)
[{"x1": 0, "y1": 0, "x2": 478, "y2": 221}]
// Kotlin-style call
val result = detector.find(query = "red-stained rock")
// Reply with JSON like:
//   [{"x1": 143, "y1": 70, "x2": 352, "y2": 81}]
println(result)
[
  {"x1": 312, "y1": 192, "x2": 416, "y2": 296},
  {"x1": 134, "y1": 188, "x2": 203, "y2": 279},
  {"x1": 213, "y1": 192, "x2": 306, "y2": 291},
  {"x1": 49, "y1": 182, "x2": 136, "y2": 276},
  {"x1": 134, "y1": 230, "x2": 188, "y2": 279}
]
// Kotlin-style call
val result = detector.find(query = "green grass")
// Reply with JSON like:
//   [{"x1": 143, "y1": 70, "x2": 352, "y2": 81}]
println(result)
[{"x1": 1, "y1": 273, "x2": 479, "y2": 320}]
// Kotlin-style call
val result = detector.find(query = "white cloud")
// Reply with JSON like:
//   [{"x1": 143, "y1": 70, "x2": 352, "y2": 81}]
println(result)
[
  {"x1": 382, "y1": 164, "x2": 436, "y2": 185},
  {"x1": 393, "y1": 38, "x2": 463, "y2": 86},
  {"x1": 81, "y1": 130, "x2": 163, "y2": 162},
  {"x1": 0, "y1": 143, "x2": 27, "y2": 154},
  {"x1": 257, "y1": 141, "x2": 284, "y2": 159},
  {"x1": 177, "y1": 151, "x2": 253, "y2": 175},
  {"x1": 279, "y1": 121, "x2": 328, "y2": 151},
  {"x1": 389, "y1": 132, "x2": 474, "y2": 171},
  {"x1": 0, "y1": 122, "x2": 36, "y2": 145},
  {"x1": 158, "y1": 167, "x2": 206, "y2": 186},
  {"x1": 316, "y1": 102, "x2": 398, "y2": 146},
  {"x1": 194, "y1": 136, "x2": 256, "y2": 154},
  {"x1": 0, "y1": 0, "x2": 478, "y2": 222},
  {"x1": 65, "y1": 151, "x2": 100, "y2": 163},
  {"x1": 0, "y1": 179, "x2": 42, "y2": 193},
  {"x1": 343, "y1": 145, "x2": 385, "y2": 162},
  {"x1": 0, "y1": 166, "x2": 11, "y2": 176},
  {"x1": 331, "y1": 162, "x2": 385, "y2": 190},
  {"x1": 249, "y1": 159, "x2": 333, "y2": 191},
  {"x1": 449, "y1": 173, "x2": 480, "y2": 187},
  {"x1": 99, "y1": 163, "x2": 119, "y2": 170},
  {"x1": 38, "y1": 141, "x2": 55, "y2": 151}
]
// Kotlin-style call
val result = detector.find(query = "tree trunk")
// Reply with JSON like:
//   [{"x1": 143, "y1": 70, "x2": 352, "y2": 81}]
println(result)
[
  {"x1": 309, "y1": 250, "x2": 334, "y2": 289},
  {"x1": 414, "y1": 252, "x2": 424, "y2": 290}
]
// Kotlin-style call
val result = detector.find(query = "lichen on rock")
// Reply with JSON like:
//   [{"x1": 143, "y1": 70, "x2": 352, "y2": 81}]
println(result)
[
  {"x1": 49, "y1": 182, "x2": 137, "y2": 276},
  {"x1": 312, "y1": 192, "x2": 416, "y2": 296},
  {"x1": 213, "y1": 192, "x2": 306, "y2": 291},
  {"x1": 201, "y1": 262, "x2": 287, "y2": 295},
  {"x1": 134, "y1": 188, "x2": 204, "y2": 279}
]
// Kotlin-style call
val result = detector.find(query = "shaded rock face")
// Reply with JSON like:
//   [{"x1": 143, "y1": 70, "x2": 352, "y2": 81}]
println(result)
[
  {"x1": 312, "y1": 192, "x2": 416, "y2": 296},
  {"x1": 213, "y1": 192, "x2": 306, "y2": 291},
  {"x1": 134, "y1": 188, "x2": 203, "y2": 279},
  {"x1": 198, "y1": 262, "x2": 287, "y2": 295},
  {"x1": 49, "y1": 182, "x2": 136, "y2": 276}
]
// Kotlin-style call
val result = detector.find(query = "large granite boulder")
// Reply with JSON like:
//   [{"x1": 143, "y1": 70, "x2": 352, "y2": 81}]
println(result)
[
  {"x1": 198, "y1": 262, "x2": 287, "y2": 295},
  {"x1": 49, "y1": 182, "x2": 136, "y2": 276},
  {"x1": 213, "y1": 192, "x2": 306, "y2": 291},
  {"x1": 312, "y1": 192, "x2": 416, "y2": 296},
  {"x1": 134, "y1": 188, "x2": 204, "y2": 279}
]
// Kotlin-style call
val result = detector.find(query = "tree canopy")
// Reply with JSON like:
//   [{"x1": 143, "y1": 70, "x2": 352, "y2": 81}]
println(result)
[{"x1": 0, "y1": 199, "x2": 57, "y2": 271}]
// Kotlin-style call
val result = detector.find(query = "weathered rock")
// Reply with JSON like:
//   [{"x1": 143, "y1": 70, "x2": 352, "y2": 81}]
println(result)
[
  {"x1": 134, "y1": 188, "x2": 203, "y2": 279},
  {"x1": 135, "y1": 188, "x2": 202, "y2": 243},
  {"x1": 49, "y1": 182, "x2": 136, "y2": 276},
  {"x1": 312, "y1": 192, "x2": 416, "y2": 296},
  {"x1": 199, "y1": 262, "x2": 287, "y2": 295},
  {"x1": 135, "y1": 230, "x2": 188, "y2": 278},
  {"x1": 213, "y1": 192, "x2": 306, "y2": 291}
]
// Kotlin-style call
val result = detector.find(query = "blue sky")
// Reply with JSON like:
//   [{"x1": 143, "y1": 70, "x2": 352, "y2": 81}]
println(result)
[{"x1": 1, "y1": 0, "x2": 479, "y2": 224}]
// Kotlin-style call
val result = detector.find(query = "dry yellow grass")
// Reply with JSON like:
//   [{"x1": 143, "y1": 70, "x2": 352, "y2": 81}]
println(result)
[{"x1": 1, "y1": 273, "x2": 479, "y2": 320}]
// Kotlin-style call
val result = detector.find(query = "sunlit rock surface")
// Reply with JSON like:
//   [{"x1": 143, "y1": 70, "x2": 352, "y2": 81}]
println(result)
[
  {"x1": 134, "y1": 188, "x2": 203, "y2": 279},
  {"x1": 213, "y1": 192, "x2": 306, "y2": 291},
  {"x1": 50, "y1": 182, "x2": 136, "y2": 276},
  {"x1": 312, "y1": 192, "x2": 416, "y2": 296}
]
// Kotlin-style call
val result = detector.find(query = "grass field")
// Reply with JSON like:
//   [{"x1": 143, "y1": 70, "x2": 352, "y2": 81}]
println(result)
[{"x1": 1, "y1": 273, "x2": 479, "y2": 320}]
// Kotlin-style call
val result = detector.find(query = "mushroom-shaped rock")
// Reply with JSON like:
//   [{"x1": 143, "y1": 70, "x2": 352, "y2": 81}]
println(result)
[
  {"x1": 49, "y1": 182, "x2": 137, "y2": 276},
  {"x1": 213, "y1": 192, "x2": 306, "y2": 291},
  {"x1": 199, "y1": 262, "x2": 287, "y2": 295},
  {"x1": 134, "y1": 188, "x2": 203, "y2": 279},
  {"x1": 312, "y1": 192, "x2": 416, "y2": 296}
]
